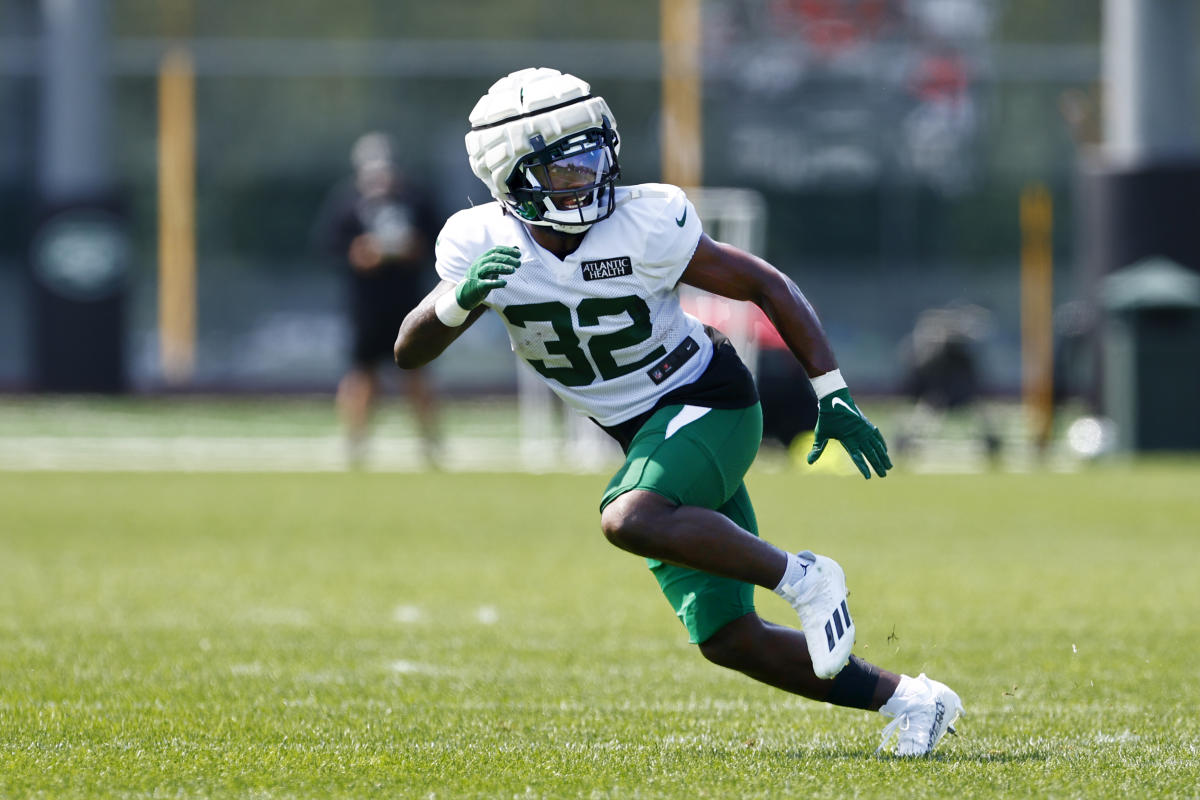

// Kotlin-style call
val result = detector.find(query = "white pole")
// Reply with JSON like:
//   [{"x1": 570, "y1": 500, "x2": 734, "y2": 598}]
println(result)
[
  {"x1": 39, "y1": 0, "x2": 112, "y2": 199},
  {"x1": 1103, "y1": 0, "x2": 1199, "y2": 166}
]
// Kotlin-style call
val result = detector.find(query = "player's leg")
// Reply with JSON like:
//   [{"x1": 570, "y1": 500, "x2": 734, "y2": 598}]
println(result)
[
  {"x1": 340, "y1": 308, "x2": 391, "y2": 466},
  {"x1": 651, "y1": 555, "x2": 961, "y2": 754},
  {"x1": 603, "y1": 489, "x2": 787, "y2": 587},
  {"x1": 599, "y1": 404, "x2": 787, "y2": 589},
  {"x1": 700, "y1": 613, "x2": 898, "y2": 706},
  {"x1": 675, "y1": 481, "x2": 889, "y2": 703},
  {"x1": 650, "y1": 480, "x2": 886, "y2": 704},
  {"x1": 700, "y1": 611, "x2": 961, "y2": 755},
  {"x1": 337, "y1": 365, "x2": 378, "y2": 466},
  {"x1": 600, "y1": 404, "x2": 962, "y2": 754},
  {"x1": 404, "y1": 366, "x2": 441, "y2": 465},
  {"x1": 673, "y1": 484, "x2": 960, "y2": 755},
  {"x1": 394, "y1": 276, "x2": 441, "y2": 464},
  {"x1": 600, "y1": 403, "x2": 854, "y2": 678}
]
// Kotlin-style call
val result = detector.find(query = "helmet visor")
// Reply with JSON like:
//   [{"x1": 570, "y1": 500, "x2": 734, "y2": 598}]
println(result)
[{"x1": 526, "y1": 148, "x2": 610, "y2": 211}]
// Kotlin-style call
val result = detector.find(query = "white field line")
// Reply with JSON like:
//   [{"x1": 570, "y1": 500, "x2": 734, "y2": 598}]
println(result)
[
  {"x1": 0, "y1": 434, "x2": 1075, "y2": 474},
  {"x1": 0, "y1": 434, "x2": 487, "y2": 472},
  {"x1": 0, "y1": 435, "x2": 537, "y2": 472}
]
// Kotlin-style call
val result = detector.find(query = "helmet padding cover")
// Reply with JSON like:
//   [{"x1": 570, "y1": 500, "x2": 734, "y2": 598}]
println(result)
[{"x1": 465, "y1": 68, "x2": 620, "y2": 225}]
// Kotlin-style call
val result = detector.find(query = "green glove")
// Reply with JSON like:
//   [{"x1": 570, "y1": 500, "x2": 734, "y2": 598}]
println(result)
[
  {"x1": 806, "y1": 388, "x2": 893, "y2": 479},
  {"x1": 454, "y1": 246, "x2": 521, "y2": 310}
]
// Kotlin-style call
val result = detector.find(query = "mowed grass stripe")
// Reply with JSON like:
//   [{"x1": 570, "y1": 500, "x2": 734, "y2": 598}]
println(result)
[{"x1": 1, "y1": 467, "x2": 1198, "y2": 798}]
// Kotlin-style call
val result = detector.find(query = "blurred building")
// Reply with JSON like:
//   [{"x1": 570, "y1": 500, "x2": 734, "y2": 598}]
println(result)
[{"x1": 1, "y1": 0, "x2": 1184, "y2": 398}]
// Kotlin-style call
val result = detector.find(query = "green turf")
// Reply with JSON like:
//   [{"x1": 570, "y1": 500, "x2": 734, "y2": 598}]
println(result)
[{"x1": 2, "y1": 465, "x2": 1198, "y2": 798}]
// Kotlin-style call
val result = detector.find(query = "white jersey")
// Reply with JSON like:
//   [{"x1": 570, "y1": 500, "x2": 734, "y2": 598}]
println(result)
[{"x1": 435, "y1": 183, "x2": 711, "y2": 426}]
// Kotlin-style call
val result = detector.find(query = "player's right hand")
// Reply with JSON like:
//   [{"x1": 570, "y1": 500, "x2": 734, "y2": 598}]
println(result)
[{"x1": 455, "y1": 246, "x2": 521, "y2": 309}]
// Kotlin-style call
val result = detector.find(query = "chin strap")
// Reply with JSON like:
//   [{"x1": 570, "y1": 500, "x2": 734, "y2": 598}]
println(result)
[{"x1": 549, "y1": 222, "x2": 591, "y2": 234}]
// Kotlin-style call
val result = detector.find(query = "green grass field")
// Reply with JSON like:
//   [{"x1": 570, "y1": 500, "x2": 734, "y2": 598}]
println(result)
[{"x1": 2, "y1": 461, "x2": 1199, "y2": 798}]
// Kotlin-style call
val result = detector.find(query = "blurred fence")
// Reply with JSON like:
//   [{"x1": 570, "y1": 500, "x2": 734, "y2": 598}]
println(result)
[{"x1": 0, "y1": 1, "x2": 1116, "y2": 395}]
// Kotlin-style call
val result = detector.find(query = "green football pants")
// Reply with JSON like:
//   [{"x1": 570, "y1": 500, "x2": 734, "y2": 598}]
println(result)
[{"x1": 600, "y1": 403, "x2": 763, "y2": 643}]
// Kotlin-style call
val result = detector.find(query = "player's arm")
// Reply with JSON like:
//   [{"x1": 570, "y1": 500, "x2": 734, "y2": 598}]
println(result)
[
  {"x1": 680, "y1": 234, "x2": 891, "y2": 478},
  {"x1": 393, "y1": 281, "x2": 486, "y2": 369},
  {"x1": 393, "y1": 245, "x2": 521, "y2": 369},
  {"x1": 681, "y1": 234, "x2": 837, "y2": 378}
]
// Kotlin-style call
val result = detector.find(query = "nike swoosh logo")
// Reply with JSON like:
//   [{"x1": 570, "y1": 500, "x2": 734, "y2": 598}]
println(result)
[
  {"x1": 675, "y1": 208, "x2": 688, "y2": 227},
  {"x1": 830, "y1": 396, "x2": 863, "y2": 418}
]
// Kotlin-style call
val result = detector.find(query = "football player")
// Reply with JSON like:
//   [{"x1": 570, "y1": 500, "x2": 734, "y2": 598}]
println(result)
[
  {"x1": 315, "y1": 132, "x2": 441, "y2": 468},
  {"x1": 394, "y1": 68, "x2": 961, "y2": 756}
]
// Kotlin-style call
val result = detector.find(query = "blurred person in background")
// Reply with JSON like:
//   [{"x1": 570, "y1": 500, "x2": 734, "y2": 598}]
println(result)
[
  {"x1": 894, "y1": 302, "x2": 1002, "y2": 465},
  {"x1": 314, "y1": 132, "x2": 441, "y2": 467},
  {"x1": 749, "y1": 306, "x2": 819, "y2": 452},
  {"x1": 394, "y1": 67, "x2": 961, "y2": 756}
]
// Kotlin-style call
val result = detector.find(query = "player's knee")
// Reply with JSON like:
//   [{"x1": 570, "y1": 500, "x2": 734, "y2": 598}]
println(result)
[
  {"x1": 599, "y1": 501, "x2": 648, "y2": 552},
  {"x1": 698, "y1": 635, "x2": 741, "y2": 669},
  {"x1": 599, "y1": 492, "x2": 669, "y2": 554},
  {"x1": 698, "y1": 615, "x2": 759, "y2": 671}
]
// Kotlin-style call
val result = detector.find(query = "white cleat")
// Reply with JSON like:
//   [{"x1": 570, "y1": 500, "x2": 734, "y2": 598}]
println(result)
[
  {"x1": 877, "y1": 673, "x2": 964, "y2": 757},
  {"x1": 776, "y1": 551, "x2": 854, "y2": 679}
]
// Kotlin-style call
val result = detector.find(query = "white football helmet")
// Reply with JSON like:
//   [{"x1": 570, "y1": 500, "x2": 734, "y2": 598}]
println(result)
[{"x1": 465, "y1": 67, "x2": 621, "y2": 233}]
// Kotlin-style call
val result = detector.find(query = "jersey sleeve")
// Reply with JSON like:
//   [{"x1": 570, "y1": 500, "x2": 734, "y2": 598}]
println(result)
[
  {"x1": 638, "y1": 186, "x2": 703, "y2": 294},
  {"x1": 433, "y1": 208, "x2": 482, "y2": 284}
]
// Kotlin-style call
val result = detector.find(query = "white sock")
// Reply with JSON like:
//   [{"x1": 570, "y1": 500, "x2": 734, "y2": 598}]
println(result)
[
  {"x1": 773, "y1": 551, "x2": 815, "y2": 595},
  {"x1": 880, "y1": 674, "x2": 921, "y2": 716}
]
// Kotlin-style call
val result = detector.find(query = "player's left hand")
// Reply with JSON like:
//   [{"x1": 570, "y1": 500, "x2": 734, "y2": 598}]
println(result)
[{"x1": 806, "y1": 389, "x2": 892, "y2": 479}]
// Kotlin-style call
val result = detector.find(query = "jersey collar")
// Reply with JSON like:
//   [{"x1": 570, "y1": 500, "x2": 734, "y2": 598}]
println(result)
[{"x1": 517, "y1": 221, "x2": 592, "y2": 280}]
